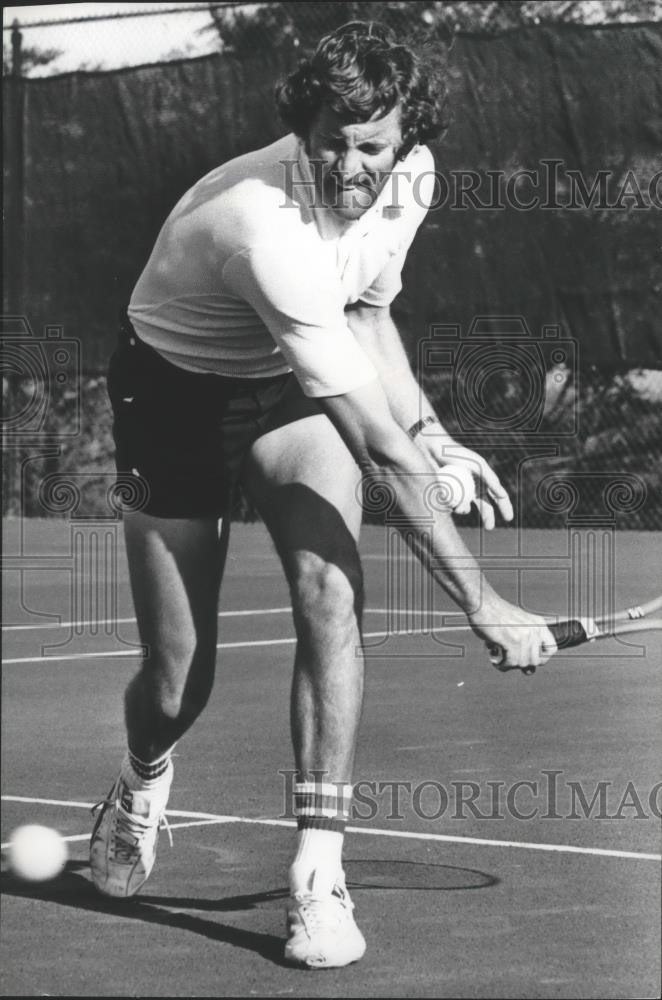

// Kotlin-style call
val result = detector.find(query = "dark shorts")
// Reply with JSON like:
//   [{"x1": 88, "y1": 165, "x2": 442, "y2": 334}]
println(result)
[{"x1": 107, "y1": 315, "x2": 321, "y2": 518}]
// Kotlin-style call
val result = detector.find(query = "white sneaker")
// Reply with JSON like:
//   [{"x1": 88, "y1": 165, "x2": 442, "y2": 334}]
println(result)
[
  {"x1": 285, "y1": 870, "x2": 366, "y2": 969},
  {"x1": 89, "y1": 762, "x2": 173, "y2": 898}
]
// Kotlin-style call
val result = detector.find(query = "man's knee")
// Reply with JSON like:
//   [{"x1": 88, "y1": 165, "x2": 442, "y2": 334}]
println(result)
[{"x1": 290, "y1": 553, "x2": 364, "y2": 630}]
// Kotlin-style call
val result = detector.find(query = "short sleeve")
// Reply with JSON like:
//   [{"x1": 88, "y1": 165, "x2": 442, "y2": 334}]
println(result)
[{"x1": 222, "y1": 241, "x2": 379, "y2": 398}]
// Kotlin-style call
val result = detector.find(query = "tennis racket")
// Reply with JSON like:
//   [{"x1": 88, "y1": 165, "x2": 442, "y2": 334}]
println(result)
[{"x1": 490, "y1": 594, "x2": 662, "y2": 674}]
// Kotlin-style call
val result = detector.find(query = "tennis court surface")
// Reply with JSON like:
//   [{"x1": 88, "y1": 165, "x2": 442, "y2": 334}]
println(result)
[{"x1": 2, "y1": 518, "x2": 660, "y2": 998}]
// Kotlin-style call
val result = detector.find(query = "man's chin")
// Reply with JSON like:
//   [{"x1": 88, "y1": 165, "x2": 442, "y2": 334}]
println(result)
[
  {"x1": 331, "y1": 202, "x2": 371, "y2": 221},
  {"x1": 323, "y1": 185, "x2": 375, "y2": 219}
]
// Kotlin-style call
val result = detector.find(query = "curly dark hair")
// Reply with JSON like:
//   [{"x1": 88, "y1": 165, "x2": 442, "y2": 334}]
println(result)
[{"x1": 275, "y1": 21, "x2": 450, "y2": 157}]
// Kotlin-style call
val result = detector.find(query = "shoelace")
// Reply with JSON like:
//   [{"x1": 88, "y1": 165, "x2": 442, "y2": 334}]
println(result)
[
  {"x1": 91, "y1": 797, "x2": 173, "y2": 862},
  {"x1": 296, "y1": 889, "x2": 350, "y2": 935}
]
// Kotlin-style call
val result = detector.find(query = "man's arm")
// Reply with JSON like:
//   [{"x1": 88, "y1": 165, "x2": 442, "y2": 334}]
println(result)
[
  {"x1": 345, "y1": 300, "x2": 438, "y2": 431},
  {"x1": 319, "y1": 377, "x2": 555, "y2": 670},
  {"x1": 346, "y1": 301, "x2": 513, "y2": 528}
]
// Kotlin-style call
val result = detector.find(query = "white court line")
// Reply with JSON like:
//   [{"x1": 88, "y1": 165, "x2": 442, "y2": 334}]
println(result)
[
  {"x1": 2, "y1": 608, "x2": 460, "y2": 633},
  {"x1": 1, "y1": 608, "x2": 293, "y2": 632},
  {"x1": 2, "y1": 796, "x2": 659, "y2": 862},
  {"x1": 1, "y1": 624, "x2": 471, "y2": 666},
  {"x1": 1, "y1": 819, "x2": 228, "y2": 848}
]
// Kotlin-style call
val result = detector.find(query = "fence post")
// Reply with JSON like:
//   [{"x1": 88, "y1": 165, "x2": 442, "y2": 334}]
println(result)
[
  {"x1": 12, "y1": 18, "x2": 23, "y2": 77},
  {"x1": 2, "y1": 20, "x2": 26, "y2": 516},
  {"x1": 4, "y1": 20, "x2": 25, "y2": 315}
]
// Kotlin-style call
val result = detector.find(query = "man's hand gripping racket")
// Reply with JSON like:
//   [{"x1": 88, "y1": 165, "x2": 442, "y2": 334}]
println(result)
[{"x1": 488, "y1": 595, "x2": 662, "y2": 675}]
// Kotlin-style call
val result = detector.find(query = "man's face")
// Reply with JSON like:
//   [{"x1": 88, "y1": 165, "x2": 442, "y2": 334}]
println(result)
[{"x1": 305, "y1": 104, "x2": 404, "y2": 221}]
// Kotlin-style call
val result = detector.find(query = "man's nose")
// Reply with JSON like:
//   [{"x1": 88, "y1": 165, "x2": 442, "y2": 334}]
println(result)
[{"x1": 335, "y1": 147, "x2": 363, "y2": 181}]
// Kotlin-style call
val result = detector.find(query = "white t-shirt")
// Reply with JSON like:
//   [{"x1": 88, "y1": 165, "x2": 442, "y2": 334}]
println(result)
[{"x1": 128, "y1": 134, "x2": 435, "y2": 397}]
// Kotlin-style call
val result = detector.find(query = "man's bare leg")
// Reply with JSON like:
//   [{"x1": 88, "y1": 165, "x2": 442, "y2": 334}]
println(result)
[
  {"x1": 122, "y1": 512, "x2": 229, "y2": 759},
  {"x1": 243, "y1": 412, "x2": 367, "y2": 966},
  {"x1": 90, "y1": 511, "x2": 229, "y2": 897},
  {"x1": 243, "y1": 414, "x2": 364, "y2": 784}
]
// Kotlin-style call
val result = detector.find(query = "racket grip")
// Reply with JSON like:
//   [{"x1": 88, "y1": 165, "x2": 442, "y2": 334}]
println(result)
[
  {"x1": 548, "y1": 618, "x2": 594, "y2": 649},
  {"x1": 489, "y1": 617, "x2": 596, "y2": 672}
]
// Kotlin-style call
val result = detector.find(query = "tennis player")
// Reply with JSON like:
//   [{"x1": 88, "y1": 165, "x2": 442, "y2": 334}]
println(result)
[{"x1": 91, "y1": 21, "x2": 557, "y2": 968}]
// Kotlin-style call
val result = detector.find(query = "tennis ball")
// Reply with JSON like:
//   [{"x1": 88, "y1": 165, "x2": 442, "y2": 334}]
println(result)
[
  {"x1": 8, "y1": 824, "x2": 68, "y2": 882},
  {"x1": 437, "y1": 464, "x2": 476, "y2": 514}
]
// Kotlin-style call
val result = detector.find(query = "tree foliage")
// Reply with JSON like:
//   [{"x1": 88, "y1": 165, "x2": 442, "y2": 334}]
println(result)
[
  {"x1": 3, "y1": 41, "x2": 62, "y2": 77},
  {"x1": 204, "y1": 0, "x2": 662, "y2": 56}
]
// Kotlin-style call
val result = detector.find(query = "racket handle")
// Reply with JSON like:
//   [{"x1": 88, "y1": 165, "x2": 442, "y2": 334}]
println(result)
[
  {"x1": 489, "y1": 617, "x2": 596, "y2": 672},
  {"x1": 548, "y1": 618, "x2": 595, "y2": 649}
]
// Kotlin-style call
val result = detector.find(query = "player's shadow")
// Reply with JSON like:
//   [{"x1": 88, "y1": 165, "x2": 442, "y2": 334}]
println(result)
[
  {"x1": 1, "y1": 856, "x2": 498, "y2": 956},
  {"x1": 0, "y1": 862, "x2": 288, "y2": 967},
  {"x1": 1, "y1": 856, "x2": 498, "y2": 965},
  {"x1": 345, "y1": 859, "x2": 500, "y2": 891}
]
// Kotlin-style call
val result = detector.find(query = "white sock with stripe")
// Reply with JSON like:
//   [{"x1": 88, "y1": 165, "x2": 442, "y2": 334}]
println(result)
[
  {"x1": 121, "y1": 746, "x2": 175, "y2": 791},
  {"x1": 289, "y1": 780, "x2": 353, "y2": 895}
]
